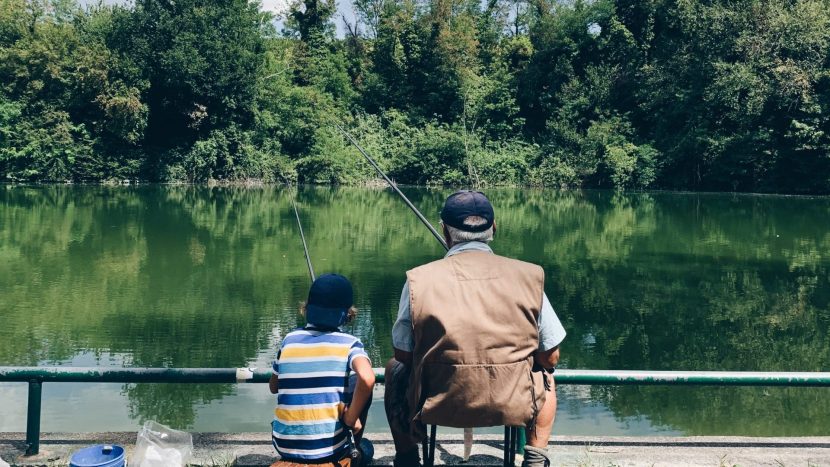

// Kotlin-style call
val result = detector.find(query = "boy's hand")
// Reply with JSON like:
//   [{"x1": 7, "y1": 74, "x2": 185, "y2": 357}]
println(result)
[{"x1": 342, "y1": 407, "x2": 362, "y2": 432}]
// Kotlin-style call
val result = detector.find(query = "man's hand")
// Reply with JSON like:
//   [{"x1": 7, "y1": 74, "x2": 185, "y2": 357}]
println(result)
[
  {"x1": 393, "y1": 348, "x2": 412, "y2": 366},
  {"x1": 534, "y1": 345, "x2": 560, "y2": 370},
  {"x1": 342, "y1": 406, "x2": 363, "y2": 432}
]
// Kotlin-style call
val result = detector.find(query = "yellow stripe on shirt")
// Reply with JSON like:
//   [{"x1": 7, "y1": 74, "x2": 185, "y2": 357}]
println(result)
[
  {"x1": 280, "y1": 345, "x2": 351, "y2": 359},
  {"x1": 275, "y1": 404, "x2": 342, "y2": 422}
]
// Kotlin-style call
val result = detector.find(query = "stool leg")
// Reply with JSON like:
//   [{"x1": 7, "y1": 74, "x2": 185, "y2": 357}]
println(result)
[
  {"x1": 503, "y1": 427, "x2": 511, "y2": 467},
  {"x1": 422, "y1": 429, "x2": 429, "y2": 467},
  {"x1": 509, "y1": 427, "x2": 518, "y2": 467},
  {"x1": 428, "y1": 425, "x2": 437, "y2": 466}
]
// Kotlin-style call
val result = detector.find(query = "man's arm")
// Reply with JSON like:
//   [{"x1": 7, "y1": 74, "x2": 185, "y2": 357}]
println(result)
[
  {"x1": 391, "y1": 280, "x2": 414, "y2": 366},
  {"x1": 394, "y1": 348, "x2": 412, "y2": 366},
  {"x1": 536, "y1": 293, "x2": 566, "y2": 369},
  {"x1": 342, "y1": 357, "x2": 376, "y2": 432}
]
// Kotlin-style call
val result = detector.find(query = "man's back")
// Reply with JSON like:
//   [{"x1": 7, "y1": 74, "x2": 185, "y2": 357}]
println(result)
[
  {"x1": 405, "y1": 251, "x2": 547, "y2": 428},
  {"x1": 384, "y1": 190, "x2": 566, "y2": 467}
]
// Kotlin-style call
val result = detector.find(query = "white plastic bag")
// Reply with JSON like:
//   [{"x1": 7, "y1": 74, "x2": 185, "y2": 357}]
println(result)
[
  {"x1": 0, "y1": 454, "x2": 10, "y2": 467},
  {"x1": 129, "y1": 421, "x2": 193, "y2": 467}
]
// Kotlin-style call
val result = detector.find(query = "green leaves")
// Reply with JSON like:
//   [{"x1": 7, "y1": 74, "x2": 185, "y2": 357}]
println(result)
[
  {"x1": 0, "y1": 107, "x2": 95, "y2": 181},
  {"x1": 1, "y1": 0, "x2": 830, "y2": 191}
]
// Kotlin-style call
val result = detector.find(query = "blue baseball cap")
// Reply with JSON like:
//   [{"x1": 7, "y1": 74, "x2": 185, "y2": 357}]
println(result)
[
  {"x1": 306, "y1": 273, "x2": 353, "y2": 329},
  {"x1": 440, "y1": 190, "x2": 495, "y2": 232}
]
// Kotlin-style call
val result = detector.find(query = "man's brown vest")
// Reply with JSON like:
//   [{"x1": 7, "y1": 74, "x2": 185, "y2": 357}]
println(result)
[{"x1": 405, "y1": 250, "x2": 547, "y2": 428}]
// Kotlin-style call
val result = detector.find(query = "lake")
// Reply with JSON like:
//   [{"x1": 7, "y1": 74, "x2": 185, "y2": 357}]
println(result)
[{"x1": 1, "y1": 185, "x2": 829, "y2": 436}]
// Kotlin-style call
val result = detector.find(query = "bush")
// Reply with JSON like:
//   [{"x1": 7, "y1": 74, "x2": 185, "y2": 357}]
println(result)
[
  {"x1": 167, "y1": 127, "x2": 295, "y2": 183},
  {"x1": 528, "y1": 154, "x2": 580, "y2": 188},
  {"x1": 389, "y1": 123, "x2": 467, "y2": 185},
  {"x1": 0, "y1": 107, "x2": 96, "y2": 181},
  {"x1": 472, "y1": 141, "x2": 535, "y2": 186}
]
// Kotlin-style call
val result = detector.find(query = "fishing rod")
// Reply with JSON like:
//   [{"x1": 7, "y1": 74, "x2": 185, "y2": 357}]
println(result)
[
  {"x1": 333, "y1": 122, "x2": 449, "y2": 252},
  {"x1": 336, "y1": 122, "x2": 485, "y2": 460},
  {"x1": 291, "y1": 197, "x2": 316, "y2": 282}
]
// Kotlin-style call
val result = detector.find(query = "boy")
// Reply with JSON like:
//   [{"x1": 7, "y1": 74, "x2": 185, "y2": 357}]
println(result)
[{"x1": 269, "y1": 273, "x2": 375, "y2": 466}]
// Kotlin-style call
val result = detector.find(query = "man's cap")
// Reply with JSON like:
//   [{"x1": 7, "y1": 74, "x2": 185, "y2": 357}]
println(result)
[
  {"x1": 305, "y1": 273, "x2": 353, "y2": 329},
  {"x1": 440, "y1": 190, "x2": 495, "y2": 232}
]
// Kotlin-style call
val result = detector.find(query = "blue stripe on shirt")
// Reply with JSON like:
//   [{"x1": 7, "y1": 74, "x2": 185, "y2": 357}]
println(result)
[
  {"x1": 278, "y1": 392, "x2": 344, "y2": 406},
  {"x1": 278, "y1": 376, "x2": 348, "y2": 389},
  {"x1": 275, "y1": 430, "x2": 348, "y2": 450},
  {"x1": 278, "y1": 361, "x2": 349, "y2": 374},
  {"x1": 283, "y1": 331, "x2": 360, "y2": 345},
  {"x1": 272, "y1": 420, "x2": 340, "y2": 436}
]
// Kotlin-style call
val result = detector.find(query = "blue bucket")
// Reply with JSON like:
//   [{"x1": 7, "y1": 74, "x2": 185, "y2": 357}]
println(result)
[{"x1": 69, "y1": 445, "x2": 125, "y2": 467}]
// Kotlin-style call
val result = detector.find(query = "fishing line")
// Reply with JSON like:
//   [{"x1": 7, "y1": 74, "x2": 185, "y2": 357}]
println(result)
[{"x1": 291, "y1": 195, "x2": 316, "y2": 282}]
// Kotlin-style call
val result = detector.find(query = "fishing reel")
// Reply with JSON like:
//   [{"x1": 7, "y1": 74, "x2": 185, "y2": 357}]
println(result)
[{"x1": 345, "y1": 428, "x2": 362, "y2": 466}]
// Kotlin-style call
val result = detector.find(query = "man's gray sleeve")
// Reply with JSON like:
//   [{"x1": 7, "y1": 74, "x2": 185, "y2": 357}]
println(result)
[
  {"x1": 391, "y1": 281, "x2": 415, "y2": 352},
  {"x1": 538, "y1": 293, "x2": 566, "y2": 351}
]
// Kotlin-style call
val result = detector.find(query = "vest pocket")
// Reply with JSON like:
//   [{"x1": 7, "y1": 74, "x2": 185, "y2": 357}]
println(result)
[{"x1": 417, "y1": 359, "x2": 537, "y2": 428}]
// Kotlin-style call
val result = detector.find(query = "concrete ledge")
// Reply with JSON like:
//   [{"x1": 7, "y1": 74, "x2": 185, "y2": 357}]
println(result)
[{"x1": 2, "y1": 433, "x2": 830, "y2": 467}]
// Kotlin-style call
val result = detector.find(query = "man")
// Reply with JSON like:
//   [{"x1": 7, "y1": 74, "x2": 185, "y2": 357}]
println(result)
[{"x1": 384, "y1": 190, "x2": 566, "y2": 467}]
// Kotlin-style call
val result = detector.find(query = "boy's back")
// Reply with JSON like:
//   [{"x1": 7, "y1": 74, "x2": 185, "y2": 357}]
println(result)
[{"x1": 272, "y1": 327, "x2": 369, "y2": 461}]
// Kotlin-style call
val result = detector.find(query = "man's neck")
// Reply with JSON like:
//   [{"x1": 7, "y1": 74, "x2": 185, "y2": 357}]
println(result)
[{"x1": 445, "y1": 241, "x2": 493, "y2": 257}]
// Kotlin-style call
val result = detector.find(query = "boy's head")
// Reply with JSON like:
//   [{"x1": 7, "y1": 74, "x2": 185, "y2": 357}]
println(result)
[{"x1": 304, "y1": 273, "x2": 354, "y2": 329}]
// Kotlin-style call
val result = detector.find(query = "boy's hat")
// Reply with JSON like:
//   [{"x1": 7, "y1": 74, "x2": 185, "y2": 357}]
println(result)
[
  {"x1": 440, "y1": 190, "x2": 494, "y2": 232},
  {"x1": 306, "y1": 273, "x2": 353, "y2": 329}
]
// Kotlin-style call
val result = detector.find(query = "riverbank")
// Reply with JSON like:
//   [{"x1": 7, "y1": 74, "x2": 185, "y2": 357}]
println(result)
[{"x1": 2, "y1": 433, "x2": 829, "y2": 467}]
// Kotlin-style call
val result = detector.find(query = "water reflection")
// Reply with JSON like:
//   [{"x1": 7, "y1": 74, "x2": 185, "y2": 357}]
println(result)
[{"x1": 1, "y1": 185, "x2": 829, "y2": 434}]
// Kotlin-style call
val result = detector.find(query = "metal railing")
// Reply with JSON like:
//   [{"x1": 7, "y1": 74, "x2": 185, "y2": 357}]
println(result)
[{"x1": 3, "y1": 366, "x2": 830, "y2": 456}]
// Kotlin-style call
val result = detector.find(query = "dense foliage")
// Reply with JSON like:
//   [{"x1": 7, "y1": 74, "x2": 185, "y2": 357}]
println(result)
[{"x1": 1, "y1": 0, "x2": 830, "y2": 192}]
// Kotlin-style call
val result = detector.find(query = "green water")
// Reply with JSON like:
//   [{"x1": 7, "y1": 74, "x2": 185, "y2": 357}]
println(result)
[{"x1": 1, "y1": 185, "x2": 830, "y2": 436}]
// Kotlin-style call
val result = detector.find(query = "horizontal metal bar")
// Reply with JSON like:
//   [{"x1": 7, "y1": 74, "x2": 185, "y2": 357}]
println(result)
[
  {"x1": 553, "y1": 370, "x2": 830, "y2": 386},
  {"x1": 0, "y1": 367, "x2": 266, "y2": 383},
  {"x1": 3, "y1": 367, "x2": 830, "y2": 386}
]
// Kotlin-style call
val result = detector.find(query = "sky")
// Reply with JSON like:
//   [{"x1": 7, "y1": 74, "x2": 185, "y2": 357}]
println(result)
[
  {"x1": 77, "y1": 0, "x2": 358, "y2": 36},
  {"x1": 268, "y1": 0, "x2": 359, "y2": 36},
  {"x1": 260, "y1": 0, "x2": 290, "y2": 15}
]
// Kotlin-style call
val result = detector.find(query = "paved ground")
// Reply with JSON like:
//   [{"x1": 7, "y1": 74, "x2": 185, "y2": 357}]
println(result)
[{"x1": 1, "y1": 432, "x2": 829, "y2": 467}]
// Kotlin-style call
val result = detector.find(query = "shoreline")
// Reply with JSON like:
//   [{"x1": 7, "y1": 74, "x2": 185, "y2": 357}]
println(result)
[
  {"x1": 2, "y1": 433, "x2": 829, "y2": 466},
  {"x1": 3, "y1": 182, "x2": 830, "y2": 198}
]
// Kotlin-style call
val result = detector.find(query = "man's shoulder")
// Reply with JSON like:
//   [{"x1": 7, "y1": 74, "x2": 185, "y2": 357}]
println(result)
[
  {"x1": 407, "y1": 256, "x2": 450, "y2": 276},
  {"x1": 493, "y1": 254, "x2": 544, "y2": 273},
  {"x1": 438, "y1": 251, "x2": 543, "y2": 268}
]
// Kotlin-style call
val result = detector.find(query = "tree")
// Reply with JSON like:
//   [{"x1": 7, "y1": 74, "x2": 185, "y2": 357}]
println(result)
[{"x1": 117, "y1": 0, "x2": 267, "y2": 152}]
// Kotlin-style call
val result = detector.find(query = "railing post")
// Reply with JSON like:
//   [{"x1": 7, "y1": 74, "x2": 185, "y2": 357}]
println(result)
[
  {"x1": 517, "y1": 428, "x2": 526, "y2": 455},
  {"x1": 25, "y1": 379, "x2": 42, "y2": 456}
]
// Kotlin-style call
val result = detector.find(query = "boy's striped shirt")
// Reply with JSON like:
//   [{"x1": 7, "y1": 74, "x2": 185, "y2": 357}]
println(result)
[{"x1": 271, "y1": 328, "x2": 369, "y2": 461}]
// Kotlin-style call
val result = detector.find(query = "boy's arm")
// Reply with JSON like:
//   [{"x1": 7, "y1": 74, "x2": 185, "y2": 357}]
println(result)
[
  {"x1": 270, "y1": 349, "x2": 281, "y2": 394},
  {"x1": 269, "y1": 373, "x2": 279, "y2": 394},
  {"x1": 342, "y1": 356, "x2": 375, "y2": 429}
]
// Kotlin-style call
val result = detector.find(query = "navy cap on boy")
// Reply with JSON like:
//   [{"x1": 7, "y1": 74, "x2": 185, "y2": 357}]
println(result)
[
  {"x1": 440, "y1": 190, "x2": 495, "y2": 232},
  {"x1": 305, "y1": 273, "x2": 353, "y2": 329}
]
